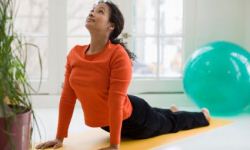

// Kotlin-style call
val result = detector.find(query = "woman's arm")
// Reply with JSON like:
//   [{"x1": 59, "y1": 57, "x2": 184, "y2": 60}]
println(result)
[
  {"x1": 56, "y1": 55, "x2": 77, "y2": 139},
  {"x1": 36, "y1": 54, "x2": 77, "y2": 149},
  {"x1": 107, "y1": 47, "x2": 132, "y2": 147},
  {"x1": 98, "y1": 144, "x2": 119, "y2": 150}
]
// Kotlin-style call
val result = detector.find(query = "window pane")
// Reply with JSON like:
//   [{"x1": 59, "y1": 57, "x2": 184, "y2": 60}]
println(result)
[
  {"x1": 15, "y1": 0, "x2": 48, "y2": 80},
  {"x1": 67, "y1": 0, "x2": 95, "y2": 36},
  {"x1": 16, "y1": 0, "x2": 48, "y2": 17},
  {"x1": 14, "y1": 18, "x2": 48, "y2": 35},
  {"x1": 132, "y1": 0, "x2": 183, "y2": 78},
  {"x1": 133, "y1": 0, "x2": 157, "y2": 35},
  {"x1": 68, "y1": 19, "x2": 90, "y2": 36},
  {"x1": 133, "y1": 37, "x2": 157, "y2": 77},
  {"x1": 24, "y1": 37, "x2": 48, "y2": 79},
  {"x1": 159, "y1": 0, "x2": 183, "y2": 35},
  {"x1": 159, "y1": 38, "x2": 182, "y2": 77}
]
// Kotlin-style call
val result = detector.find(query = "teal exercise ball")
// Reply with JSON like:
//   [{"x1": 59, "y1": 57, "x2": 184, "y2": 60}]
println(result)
[{"x1": 183, "y1": 41, "x2": 250, "y2": 116}]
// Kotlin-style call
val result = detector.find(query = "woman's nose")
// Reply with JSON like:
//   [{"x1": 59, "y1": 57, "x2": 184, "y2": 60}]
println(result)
[{"x1": 89, "y1": 11, "x2": 94, "y2": 17}]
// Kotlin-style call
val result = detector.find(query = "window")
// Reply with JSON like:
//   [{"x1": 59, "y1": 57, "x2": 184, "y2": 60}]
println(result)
[
  {"x1": 67, "y1": 0, "x2": 185, "y2": 93},
  {"x1": 14, "y1": 0, "x2": 246, "y2": 95},
  {"x1": 131, "y1": 0, "x2": 183, "y2": 78},
  {"x1": 15, "y1": 0, "x2": 48, "y2": 79},
  {"x1": 67, "y1": 0, "x2": 94, "y2": 52},
  {"x1": 15, "y1": 0, "x2": 49, "y2": 92},
  {"x1": 14, "y1": 0, "x2": 186, "y2": 94}
]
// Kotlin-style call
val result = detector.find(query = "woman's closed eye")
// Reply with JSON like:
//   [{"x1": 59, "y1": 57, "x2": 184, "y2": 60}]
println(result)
[
  {"x1": 89, "y1": 8, "x2": 105, "y2": 15},
  {"x1": 98, "y1": 10, "x2": 104, "y2": 14}
]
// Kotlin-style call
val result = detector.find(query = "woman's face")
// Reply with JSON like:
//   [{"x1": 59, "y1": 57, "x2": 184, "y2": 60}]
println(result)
[{"x1": 85, "y1": 3, "x2": 114, "y2": 34}]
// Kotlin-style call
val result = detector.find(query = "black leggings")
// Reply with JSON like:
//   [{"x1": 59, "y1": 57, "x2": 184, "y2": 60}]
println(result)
[{"x1": 101, "y1": 95, "x2": 209, "y2": 139}]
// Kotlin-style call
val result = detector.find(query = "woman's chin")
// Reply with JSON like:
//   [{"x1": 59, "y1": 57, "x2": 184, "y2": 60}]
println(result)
[{"x1": 85, "y1": 23, "x2": 92, "y2": 30}]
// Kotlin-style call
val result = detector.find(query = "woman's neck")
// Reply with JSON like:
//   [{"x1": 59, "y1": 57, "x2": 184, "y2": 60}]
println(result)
[{"x1": 88, "y1": 33, "x2": 110, "y2": 55}]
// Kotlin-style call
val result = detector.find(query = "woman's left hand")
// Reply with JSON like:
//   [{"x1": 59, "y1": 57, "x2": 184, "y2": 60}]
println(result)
[{"x1": 98, "y1": 144, "x2": 119, "y2": 150}]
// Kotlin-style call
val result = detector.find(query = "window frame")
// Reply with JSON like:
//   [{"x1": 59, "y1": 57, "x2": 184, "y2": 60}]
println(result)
[{"x1": 122, "y1": 0, "x2": 194, "y2": 94}]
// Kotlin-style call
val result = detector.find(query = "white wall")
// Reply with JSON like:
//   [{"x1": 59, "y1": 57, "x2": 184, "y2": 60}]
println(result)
[
  {"x1": 185, "y1": 0, "x2": 249, "y2": 58},
  {"x1": 245, "y1": 0, "x2": 250, "y2": 51}
]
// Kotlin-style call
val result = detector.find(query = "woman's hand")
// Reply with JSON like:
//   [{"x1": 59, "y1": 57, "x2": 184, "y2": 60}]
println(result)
[
  {"x1": 35, "y1": 138, "x2": 63, "y2": 149},
  {"x1": 98, "y1": 144, "x2": 119, "y2": 150}
]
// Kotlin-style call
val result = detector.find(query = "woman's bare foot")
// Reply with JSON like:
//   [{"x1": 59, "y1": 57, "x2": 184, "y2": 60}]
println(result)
[
  {"x1": 170, "y1": 105, "x2": 179, "y2": 112},
  {"x1": 202, "y1": 108, "x2": 211, "y2": 123}
]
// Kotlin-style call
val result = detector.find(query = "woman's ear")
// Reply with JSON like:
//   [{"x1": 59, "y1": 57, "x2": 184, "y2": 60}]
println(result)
[
  {"x1": 110, "y1": 26, "x2": 114, "y2": 31},
  {"x1": 109, "y1": 23, "x2": 115, "y2": 31}
]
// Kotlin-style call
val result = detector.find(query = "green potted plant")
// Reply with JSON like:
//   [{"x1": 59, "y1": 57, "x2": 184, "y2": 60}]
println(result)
[{"x1": 0, "y1": 0, "x2": 42, "y2": 149}]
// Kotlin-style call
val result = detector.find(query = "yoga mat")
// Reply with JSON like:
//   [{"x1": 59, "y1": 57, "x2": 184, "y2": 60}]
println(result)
[{"x1": 33, "y1": 118, "x2": 231, "y2": 150}]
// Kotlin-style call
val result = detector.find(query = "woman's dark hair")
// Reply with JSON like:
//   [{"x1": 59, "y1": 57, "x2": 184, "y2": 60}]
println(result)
[{"x1": 100, "y1": 1, "x2": 136, "y2": 61}]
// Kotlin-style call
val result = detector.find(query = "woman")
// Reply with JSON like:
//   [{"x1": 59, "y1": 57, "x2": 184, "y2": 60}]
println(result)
[{"x1": 36, "y1": 1, "x2": 210, "y2": 150}]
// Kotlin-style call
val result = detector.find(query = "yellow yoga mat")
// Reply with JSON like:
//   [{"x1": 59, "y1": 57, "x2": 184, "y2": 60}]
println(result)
[{"x1": 33, "y1": 118, "x2": 231, "y2": 150}]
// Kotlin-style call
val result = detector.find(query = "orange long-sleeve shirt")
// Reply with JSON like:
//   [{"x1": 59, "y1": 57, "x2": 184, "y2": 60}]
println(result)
[{"x1": 56, "y1": 41, "x2": 133, "y2": 145}]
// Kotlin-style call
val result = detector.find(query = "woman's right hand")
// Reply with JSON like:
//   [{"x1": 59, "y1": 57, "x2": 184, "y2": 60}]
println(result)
[{"x1": 35, "y1": 138, "x2": 63, "y2": 149}]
